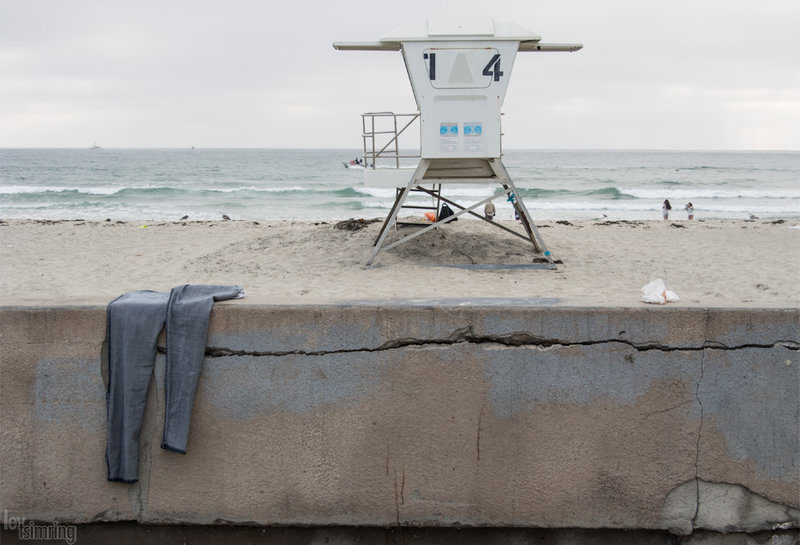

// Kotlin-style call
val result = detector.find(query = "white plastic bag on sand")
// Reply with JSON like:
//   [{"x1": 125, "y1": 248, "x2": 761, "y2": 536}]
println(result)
[{"x1": 641, "y1": 279, "x2": 679, "y2": 304}]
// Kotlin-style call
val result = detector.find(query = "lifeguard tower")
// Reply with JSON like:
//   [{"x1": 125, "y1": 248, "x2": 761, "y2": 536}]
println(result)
[{"x1": 334, "y1": 18, "x2": 581, "y2": 267}]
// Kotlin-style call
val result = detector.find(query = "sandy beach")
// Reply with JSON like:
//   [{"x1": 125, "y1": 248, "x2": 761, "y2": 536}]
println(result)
[{"x1": 0, "y1": 217, "x2": 798, "y2": 308}]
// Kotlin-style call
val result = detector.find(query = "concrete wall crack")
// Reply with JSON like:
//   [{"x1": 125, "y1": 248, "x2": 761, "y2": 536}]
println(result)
[
  {"x1": 199, "y1": 327, "x2": 798, "y2": 359},
  {"x1": 692, "y1": 349, "x2": 706, "y2": 531}
]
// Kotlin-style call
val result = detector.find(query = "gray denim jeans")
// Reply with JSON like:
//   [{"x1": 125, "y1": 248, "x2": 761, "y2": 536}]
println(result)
[{"x1": 105, "y1": 284, "x2": 242, "y2": 483}]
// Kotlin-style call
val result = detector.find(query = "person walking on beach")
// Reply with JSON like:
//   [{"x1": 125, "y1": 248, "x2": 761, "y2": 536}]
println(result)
[
  {"x1": 662, "y1": 199, "x2": 672, "y2": 220},
  {"x1": 685, "y1": 202, "x2": 694, "y2": 220}
]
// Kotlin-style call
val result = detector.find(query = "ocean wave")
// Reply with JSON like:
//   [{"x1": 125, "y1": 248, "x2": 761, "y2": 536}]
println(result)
[
  {"x1": 5, "y1": 183, "x2": 795, "y2": 203},
  {"x1": 115, "y1": 185, "x2": 314, "y2": 196},
  {"x1": 0, "y1": 185, "x2": 120, "y2": 195},
  {"x1": 524, "y1": 200, "x2": 800, "y2": 214},
  {"x1": 514, "y1": 187, "x2": 632, "y2": 200},
  {"x1": 0, "y1": 184, "x2": 321, "y2": 198},
  {"x1": 620, "y1": 187, "x2": 800, "y2": 200},
  {"x1": 351, "y1": 185, "x2": 635, "y2": 201}
]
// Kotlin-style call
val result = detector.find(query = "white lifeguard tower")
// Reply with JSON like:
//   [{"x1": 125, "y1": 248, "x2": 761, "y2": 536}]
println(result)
[{"x1": 334, "y1": 18, "x2": 581, "y2": 267}]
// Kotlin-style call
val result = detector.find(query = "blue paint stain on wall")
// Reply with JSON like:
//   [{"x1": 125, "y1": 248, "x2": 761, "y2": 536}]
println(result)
[
  {"x1": 479, "y1": 342, "x2": 798, "y2": 482},
  {"x1": 479, "y1": 312, "x2": 673, "y2": 346},
  {"x1": 209, "y1": 319, "x2": 384, "y2": 354},
  {"x1": 34, "y1": 358, "x2": 106, "y2": 434},
  {"x1": 199, "y1": 353, "x2": 391, "y2": 419},
  {"x1": 699, "y1": 348, "x2": 799, "y2": 481},
  {"x1": 479, "y1": 344, "x2": 700, "y2": 419},
  {"x1": 714, "y1": 320, "x2": 799, "y2": 349}
]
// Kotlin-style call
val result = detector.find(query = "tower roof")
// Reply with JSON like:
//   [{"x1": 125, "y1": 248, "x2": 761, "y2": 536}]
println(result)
[
  {"x1": 333, "y1": 17, "x2": 581, "y2": 52},
  {"x1": 382, "y1": 18, "x2": 541, "y2": 42}
]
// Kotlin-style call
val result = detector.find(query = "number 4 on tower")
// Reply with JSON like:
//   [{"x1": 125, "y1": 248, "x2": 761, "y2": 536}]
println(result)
[{"x1": 482, "y1": 54, "x2": 503, "y2": 82}]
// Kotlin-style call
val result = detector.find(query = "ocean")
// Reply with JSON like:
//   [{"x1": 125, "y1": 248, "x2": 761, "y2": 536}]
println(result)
[{"x1": 1, "y1": 148, "x2": 797, "y2": 222}]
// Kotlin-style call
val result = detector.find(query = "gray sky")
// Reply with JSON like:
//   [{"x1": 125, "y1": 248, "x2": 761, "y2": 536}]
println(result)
[{"x1": 1, "y1": 0, "x2": 798, "y2": 150}]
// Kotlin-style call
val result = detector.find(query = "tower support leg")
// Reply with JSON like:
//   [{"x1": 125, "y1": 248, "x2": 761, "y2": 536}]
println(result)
[
  {"x1": 367, "y1": 159, "x2": 430, "y2": 266},
  {"x1": 489, "y1": 160, "x2": 554, "y2": 265}
]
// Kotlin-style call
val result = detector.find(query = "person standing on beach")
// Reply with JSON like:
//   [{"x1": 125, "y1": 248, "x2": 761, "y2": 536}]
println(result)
[
  {"x1": 685, "y1": 202, "x2": 694, "y2": 220},
  {"x1": 484, "y1": 201, "x2": 496, "y2": 221},
  {"x1": 662, "y1": 199, "x2": 672, "y2": 220}
]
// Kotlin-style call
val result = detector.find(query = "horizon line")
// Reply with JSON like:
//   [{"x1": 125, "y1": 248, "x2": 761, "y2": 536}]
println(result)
[{"x1": 1, "y1": 147, "x2": 798, "y2": 153}]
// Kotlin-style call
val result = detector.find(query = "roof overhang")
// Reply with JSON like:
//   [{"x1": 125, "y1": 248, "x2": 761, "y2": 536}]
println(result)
[
  {"x1": 332, "y1": 41, "x2": 582, "y2": 53},
  {"x1": 519, "y1": 41, "x2": 583, "y2": 52},
  {"x1": 332, "y1": 42, "x2": 401, "y2": 51},
  {"x1": 333, "y1": 18, "x2": 581, "y2": 52}
]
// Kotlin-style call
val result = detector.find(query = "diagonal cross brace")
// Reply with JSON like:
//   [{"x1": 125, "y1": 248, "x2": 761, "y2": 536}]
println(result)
[{"x1": 365, "y1": 158, "x2": 555, "y2": 268}]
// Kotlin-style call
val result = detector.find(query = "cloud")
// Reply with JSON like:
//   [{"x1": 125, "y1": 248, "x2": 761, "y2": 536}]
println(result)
[{"x1": 1, "y1": 0, "x2": 798, "y2": 148}]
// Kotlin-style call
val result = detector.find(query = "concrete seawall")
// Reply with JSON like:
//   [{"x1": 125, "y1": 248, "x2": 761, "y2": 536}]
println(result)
[{"x1": 1, "y1": 302, "x2": 798, "y2": 539}]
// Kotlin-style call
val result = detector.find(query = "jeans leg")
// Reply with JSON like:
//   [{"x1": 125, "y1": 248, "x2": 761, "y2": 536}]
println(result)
[
  {"x1": 161, "y1": 284, "x2": 243, "y2": 453},
  {"x1": 105, "y1": 290, "x2": 169, "y2": 483}
]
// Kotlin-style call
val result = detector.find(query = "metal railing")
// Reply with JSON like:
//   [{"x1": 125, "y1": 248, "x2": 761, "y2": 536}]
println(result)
[{"x1": 361, "y1": 112, "x2": 420, "y2": 169}]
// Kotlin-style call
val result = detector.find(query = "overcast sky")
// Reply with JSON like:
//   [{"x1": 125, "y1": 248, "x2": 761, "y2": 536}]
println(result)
[{"x1": 1, "y1": 0, "x2": 798, "y2": 150}]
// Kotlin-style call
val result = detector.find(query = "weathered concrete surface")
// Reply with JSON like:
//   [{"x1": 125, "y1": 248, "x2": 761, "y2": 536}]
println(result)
[{"x1": 1, "y1": 304, "x2": 798, "y2": 537}]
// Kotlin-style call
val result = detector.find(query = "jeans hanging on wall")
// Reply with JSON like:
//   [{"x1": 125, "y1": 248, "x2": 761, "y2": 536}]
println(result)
[{"x1": 105, "y1": 284, "x2": 243, "y2": 483}]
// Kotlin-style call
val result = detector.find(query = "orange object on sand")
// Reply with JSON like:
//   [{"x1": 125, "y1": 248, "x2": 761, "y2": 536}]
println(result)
[{"x1": 424, "y1": 211, "x2": 436, "y2": 222}]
